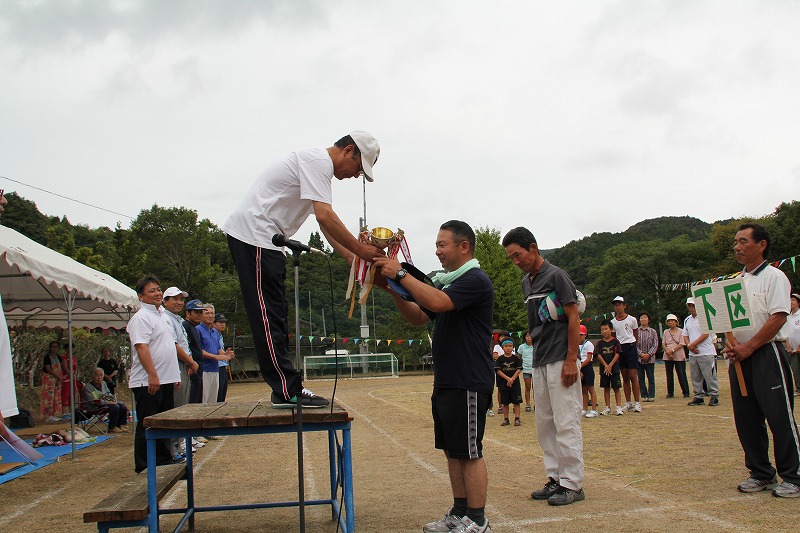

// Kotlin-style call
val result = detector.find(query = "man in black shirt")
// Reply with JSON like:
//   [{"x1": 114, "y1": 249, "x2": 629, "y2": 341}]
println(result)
[{"x1": 375, "y1": 220, "x2": 494, "y2": 533}]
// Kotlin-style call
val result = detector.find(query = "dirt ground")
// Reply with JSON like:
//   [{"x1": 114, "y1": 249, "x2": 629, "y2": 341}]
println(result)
[{"x1": 1, "y1": 367, "x2": 799, "y2": 532}]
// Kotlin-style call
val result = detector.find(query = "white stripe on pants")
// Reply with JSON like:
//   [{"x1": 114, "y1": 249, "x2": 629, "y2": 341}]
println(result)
[{"x1": 533, "y1": 359, "x2": 584, "y2": 490}]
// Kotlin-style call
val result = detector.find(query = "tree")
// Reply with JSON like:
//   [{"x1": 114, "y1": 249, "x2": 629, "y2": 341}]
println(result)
[
  {"x1": 585, "y1": 236, "x2": 718, "y2": 331},
  {"x1": 474, "y1": 226, "x2": 526, "y2": 331},
  {"x1": 120, "y1": 205, "x2": 228, "y2": 297}
]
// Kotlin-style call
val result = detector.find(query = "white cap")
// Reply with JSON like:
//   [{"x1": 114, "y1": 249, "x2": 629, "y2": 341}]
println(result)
[
  {"x1": 613, "y1": 296, "x2": 624, "y2": 303},
  {"x1": 350, "y1": 130, "x2": 380, "y2": 182},
  {"x1": 665, "y1": 313, "x2": 678, "y2": 322},
  {"x1": 163, "y1": 286, "x2": 188, "y2": 298},
  {"x1": 686, "y1": 297, "x2": 695, "y2": 305}
]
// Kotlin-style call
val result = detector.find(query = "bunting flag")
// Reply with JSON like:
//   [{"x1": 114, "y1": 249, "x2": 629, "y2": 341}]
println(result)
[
  {"x1": 660, "y1": 253, "x2": 799, "y2": 290},
  {"x1": 290, "y1": 336, "x2": 434, "y2": 346}
]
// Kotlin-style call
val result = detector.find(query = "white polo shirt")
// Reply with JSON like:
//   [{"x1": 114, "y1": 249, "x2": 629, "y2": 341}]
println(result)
[
  {"x1": 612, "y1": 314, "x2": 638, "y2": 344},
  {"x1": 127, "y1": 303, "x2": 180, "y2": 388},
  {"x1": 222, "y1": 147, "x2": 334, "y2": 250},
  {"x1": 736, "y1": 262, "x2": 791, "y2": 345},
  {"x1": 683, "y1": 315, "x2": 717, "y2": 356},
  {"x1": 781, "y1": 309, "x2": 800, "y2": 351}
]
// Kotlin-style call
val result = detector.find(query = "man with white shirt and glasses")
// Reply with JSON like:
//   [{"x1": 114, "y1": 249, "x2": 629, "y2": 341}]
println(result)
[{"x1": 723, "y1": 223, "x2": 800, "y2": 498}]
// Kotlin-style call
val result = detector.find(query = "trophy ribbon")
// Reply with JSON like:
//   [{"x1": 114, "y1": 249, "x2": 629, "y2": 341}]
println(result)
[{"x1": 346, "y1": 227, "x2": 412, "y2": 318}]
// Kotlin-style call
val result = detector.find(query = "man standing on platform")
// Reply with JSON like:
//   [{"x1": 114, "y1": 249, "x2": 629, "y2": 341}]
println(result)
[
  {"x1": 375, "y1": 220, "x2": 494, "y2": 533},
  {"x1": 127, "y1": 275, "x2": 181, "y2": 473},
  {"x1": 503, "y1": 226, "x2": 585, "y2": 506},
  {"x1": 723, "y1": 223, "x2": 800, "y2": 498},
  {"x1": 223, "y1": 131, "x2": 385, "y2": 409}
]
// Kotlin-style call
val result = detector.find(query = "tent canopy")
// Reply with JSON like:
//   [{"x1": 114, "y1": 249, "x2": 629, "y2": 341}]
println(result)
[{"x1": 0, "y1": 225, "x2": 139, "y2": 328}]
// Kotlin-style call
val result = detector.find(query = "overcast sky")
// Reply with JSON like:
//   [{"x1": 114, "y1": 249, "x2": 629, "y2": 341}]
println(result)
[{"x1": 1, "y1": 0, "x2": 798, "y2": 275}]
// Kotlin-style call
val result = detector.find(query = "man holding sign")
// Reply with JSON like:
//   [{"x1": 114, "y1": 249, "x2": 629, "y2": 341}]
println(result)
[{"x1": 723, "y1": 223, "x2": 800, "y2": 498}]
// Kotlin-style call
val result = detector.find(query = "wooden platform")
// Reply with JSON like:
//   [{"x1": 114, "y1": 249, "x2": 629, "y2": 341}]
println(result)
[
  {"x1": 143, "y1": 401, "x2": 352, "y2": 430},
  {"x1": 83, "y1": 463, "x2": 187, "y2": 524}
]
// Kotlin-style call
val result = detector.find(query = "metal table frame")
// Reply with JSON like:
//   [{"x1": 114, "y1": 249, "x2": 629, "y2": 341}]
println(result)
[{"x1": 144, "y1": 419, "x2": 354, "y2": 532}]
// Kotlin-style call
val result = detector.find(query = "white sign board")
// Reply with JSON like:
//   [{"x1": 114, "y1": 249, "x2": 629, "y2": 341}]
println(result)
[{"x1": 690, "y1": 279, "x2": 755, "y2": 334}]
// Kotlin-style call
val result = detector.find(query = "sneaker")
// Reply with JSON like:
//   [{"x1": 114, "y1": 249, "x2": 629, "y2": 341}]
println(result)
[
  {"x1": 525, "y1": 405, "x2": 532, "y2": 412},
  {"x1": 547, "y1": 486, "x2": 585, "y2": 506},
  {"x1": 109, "y1": 427, "x2": 124, "y2": 433},
  {"x1": 581, "y1": 409, "x2": 588, "y2": 416},
  {"x1": 738, "y1": 476, "x2": 779, "y2": 493},
  {"x1": 271, "y1": 388, "x2": 329, "y2": 409},
  {"x1": 665, "y1": 394, "x2": 674, "y2": 399},
  {"x1": 451, "y1": 516, "x2": 491, "y2": 533},
  {"x1": 532, "y1": 478, "x2": 560, "y2": 500},
  {"x1": 683, "y1": 393, "x2": 691, "y2": 398},
  {"x1": 688, "y1": 398, "x2": 705, "y2": 406},
  {"x1": 772, "y1": 481, "x2": 800, "y2": 498},
  {"x1": 487, "y1": 409, "x2": 494, "y2": 417},
  {"x1": 500, "y1": 419, "x2": 510, "y2": 426},
  {"x1": 600, "y1": 407, "x2": 612, "y2": 416},
  {"x1": 624, "y1": 402, "x2": 632, "y2": 411},
  {"x1": 585, "y1": 410, "x2": 598, "y2": 418},
  {"x1": 514, "y1": 417, "x2": 521, "y2": 426},
  {"x1": 195, "y1": 436, "x2": 209, "y2": 443},
  {"x1": 616, "y1": 405, "x2": 624, "y2": 416},
  {"x1": 633, "y1": 402, "x2": 642, "y2": 413},
  {"x1": 423, "y1": 511, "x2": 462, "y2": 532},
  {"x1": 709, "y1": 397, "x2": 719, "y2": 407},
  {"x1": 497, "y1": 406, "x2": 504, "y2": 414}
]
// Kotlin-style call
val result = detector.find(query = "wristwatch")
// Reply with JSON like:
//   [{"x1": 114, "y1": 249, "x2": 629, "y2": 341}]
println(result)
[{"x1": 395, "y1": 268, "x2": 407, "y2": 281}]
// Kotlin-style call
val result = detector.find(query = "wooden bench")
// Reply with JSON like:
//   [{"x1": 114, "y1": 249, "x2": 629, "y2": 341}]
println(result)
[{"x1": 83, "y1": 463, "x2": 187, "y2": 532}]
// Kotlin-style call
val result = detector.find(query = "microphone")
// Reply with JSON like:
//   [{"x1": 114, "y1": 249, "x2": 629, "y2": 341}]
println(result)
[{"x1": 272, "y1": 234, "x2": 326, "y2": 255}]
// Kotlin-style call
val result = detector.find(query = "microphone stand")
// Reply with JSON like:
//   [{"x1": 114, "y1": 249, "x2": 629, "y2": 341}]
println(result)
[{"x1": 291, "y1": 248, "x2": 306, "y2": 533}]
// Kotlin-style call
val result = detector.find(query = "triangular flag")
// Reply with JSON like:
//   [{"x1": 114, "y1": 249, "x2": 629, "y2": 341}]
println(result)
[
  {"x1": 343, "y1": 337, "x2": 349, "y2": 343},
  {"x1": 408, "y1": 340, "x2": 413, "y2": 345},
  {"x1": 354, "y1": 338, "x2": 360, "y2": 344},
  {"x1": 397, "y1": 339, "x2": 403, "y2": 344},
  {"x1": 309, "y1": 336, "x2": 314, "y2": 342},
  {"x1": 792, "y1": 256, "x2": 796, "y2": 271}
]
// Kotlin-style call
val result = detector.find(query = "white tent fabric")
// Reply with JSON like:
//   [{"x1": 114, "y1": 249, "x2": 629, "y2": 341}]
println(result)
[
  {"x1": 1, "y1": 293, "x2": 17, "y2": 418},
  {"x1": 0, "y1": 225, "x2": 139, "y2": 319},
  {"x1": 1, "y1": 224, "x2": 140, "y2": 457}
]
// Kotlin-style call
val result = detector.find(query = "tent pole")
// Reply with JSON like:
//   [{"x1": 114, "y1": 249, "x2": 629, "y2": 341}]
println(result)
[{"x1": 64, "y1": 289, "x2": 76, "y2": 459}]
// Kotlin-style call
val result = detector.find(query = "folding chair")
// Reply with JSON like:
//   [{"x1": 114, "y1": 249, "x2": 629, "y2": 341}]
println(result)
[{"x1": 75, "y1": 381, "x2": 110, "y2": 434}]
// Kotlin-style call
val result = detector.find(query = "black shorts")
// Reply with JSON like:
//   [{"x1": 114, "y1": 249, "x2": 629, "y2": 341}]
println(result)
[
  {"x1": 498, "y1": 380, "x2": 522, "y2": 405},
  {"x1": 432, "y1": 387, "x2": 490, "y2": 460},
  {"x1": 600, "y1": 371, "x2": 622, "y2": 389},
  {"x1": 580, "y1": 364, "x2": 595, "y2": 387},
  {"x1": 619, "y1": 342, "x2": 639, "y2": 369}
]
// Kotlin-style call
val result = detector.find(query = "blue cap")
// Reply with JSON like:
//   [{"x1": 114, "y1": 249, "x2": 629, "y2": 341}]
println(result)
[{"x1": 185, "y1": 299, "x2": 204, "y2": 310}]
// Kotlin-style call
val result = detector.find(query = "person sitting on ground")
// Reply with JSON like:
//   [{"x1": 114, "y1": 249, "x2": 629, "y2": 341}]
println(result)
[
  {"x1": 579, "y1": 325, "x2": 597, "y2": 418},
  {"x1": 81, "y1": 368, "x2": 129, "y2": 433},
  {"x1": 495, "y1": 339, "x2": 523, "y2": 427},
  {"x1": 595, "y1": 320, "x2": 623, "y2": 416}
]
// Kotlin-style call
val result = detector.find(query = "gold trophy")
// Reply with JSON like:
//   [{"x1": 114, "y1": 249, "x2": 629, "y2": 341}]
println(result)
[{"x1": 346, "y1": 226, "x2": 407, "y2": 317}]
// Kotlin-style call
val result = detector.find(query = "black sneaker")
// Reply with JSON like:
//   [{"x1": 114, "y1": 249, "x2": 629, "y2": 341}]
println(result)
[
  {"x1": 532, "y1": 478, "x2": 560, "y2": 500},
  {"x1": 687, "y1": 398, "x2": 705, "y2": 406},
  {"x1": 271, "y1": 389, "x2": 329, "y2": 409},
  {"x1": 547, "y1": 486, "x2": 585, "y2": 506},
  {"x1": 708, "y1": 397, "x2": 719, "y2": 406}
]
